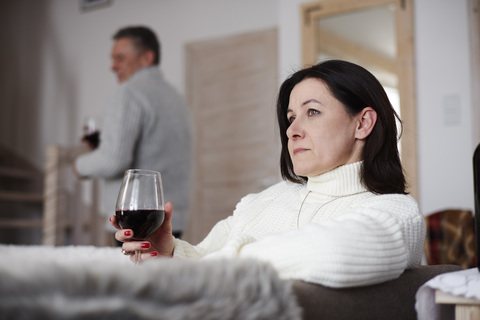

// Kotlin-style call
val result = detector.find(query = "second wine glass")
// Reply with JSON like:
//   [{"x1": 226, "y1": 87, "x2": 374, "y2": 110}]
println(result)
[{"x1": 115, "y1": 169, "x2": 165, "y2": 263}]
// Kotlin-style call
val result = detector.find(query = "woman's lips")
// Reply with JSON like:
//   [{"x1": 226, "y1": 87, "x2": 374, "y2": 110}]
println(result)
[{"x1": 293, "y1": 148, "x2": 309, "y2": 155}]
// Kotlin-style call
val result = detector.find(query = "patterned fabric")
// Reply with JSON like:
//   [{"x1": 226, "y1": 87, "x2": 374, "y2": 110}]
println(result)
[{"x1": 425, "y1": 209, "x2": 477, "y2": 269}]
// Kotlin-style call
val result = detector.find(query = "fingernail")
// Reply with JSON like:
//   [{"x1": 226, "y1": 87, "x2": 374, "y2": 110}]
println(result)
[
  {"x1": 124, "y1": 230, "x2": 131, "y2": 236},
  {"x1": 150, "y1": 252, "x2": 158, "y2": 257},
  {"x1": 141, "y1": 242, "x2": 150, "y2": 248}
]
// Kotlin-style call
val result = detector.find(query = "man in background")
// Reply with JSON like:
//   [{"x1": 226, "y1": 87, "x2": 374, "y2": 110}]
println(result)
[{"x1": 73, "y1": 26, "x2": 192, "y2": 241}]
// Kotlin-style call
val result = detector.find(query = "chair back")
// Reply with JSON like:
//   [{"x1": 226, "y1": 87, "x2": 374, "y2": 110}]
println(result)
[{"x1": 472, "y1": 143, "x2": 480, "y2": 271}]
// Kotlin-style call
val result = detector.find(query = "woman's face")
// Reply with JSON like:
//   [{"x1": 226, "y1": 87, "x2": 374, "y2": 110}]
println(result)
[{"x1": 286, "y1": 78, "x2": 365, "y2": 177}]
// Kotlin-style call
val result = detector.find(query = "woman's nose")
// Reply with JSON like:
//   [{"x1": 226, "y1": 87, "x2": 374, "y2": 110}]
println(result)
[{"x1": 286, "y1": 119, "x2": 304, "y2": 140}]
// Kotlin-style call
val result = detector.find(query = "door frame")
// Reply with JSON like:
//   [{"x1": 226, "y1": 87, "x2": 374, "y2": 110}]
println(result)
[{"x1": 468, "y1": 0, "x2": 480, "y2": 146}]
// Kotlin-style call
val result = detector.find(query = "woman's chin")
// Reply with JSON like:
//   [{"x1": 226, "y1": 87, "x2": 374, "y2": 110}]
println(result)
[{"x1": 293, "y1": 168, "x2": 314, "y2": 178}]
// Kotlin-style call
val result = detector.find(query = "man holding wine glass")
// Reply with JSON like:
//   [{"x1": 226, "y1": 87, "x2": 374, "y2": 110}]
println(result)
[
  {"x1": 73, "y1": 26, "x2": 192, "y2": 243},
  {"x1": 112, "y1": 60, "x2": 426, "y2": 289}
]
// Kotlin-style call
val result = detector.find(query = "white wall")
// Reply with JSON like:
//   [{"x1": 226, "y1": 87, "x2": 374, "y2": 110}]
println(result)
[
  {"x1": 278, "y1": 0, "x2": 306, "y2": 81},
  {"x1": 0, "y1": 0, "x2": 476, "y2": 219},
  {"x1": 414, "y1": 0, "x2": 475, "y2": 215}
]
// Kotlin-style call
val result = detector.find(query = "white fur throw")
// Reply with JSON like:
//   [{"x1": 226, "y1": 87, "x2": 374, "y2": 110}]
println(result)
[{"x1": 0, "y1": 245, "x2": 302, "y2": 320}]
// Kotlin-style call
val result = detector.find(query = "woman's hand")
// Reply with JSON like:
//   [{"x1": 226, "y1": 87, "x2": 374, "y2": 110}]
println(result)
[{"x1": 111, "y1": 201, "x2": 175, "y2": 263}]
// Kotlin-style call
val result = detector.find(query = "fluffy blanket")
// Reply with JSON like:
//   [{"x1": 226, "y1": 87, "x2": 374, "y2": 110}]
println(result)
[{"x1": 0, "y1": 245, "x2": 302, "y2": 320}]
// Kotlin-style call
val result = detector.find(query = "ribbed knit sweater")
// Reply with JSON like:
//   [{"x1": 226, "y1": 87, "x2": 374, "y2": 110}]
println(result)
[
  {"x1": 76, "y1": 67, "x2": 192, "y2": 232},
  {"x1": 173, "y1": 162, "x2": 426, "y2": 288}
]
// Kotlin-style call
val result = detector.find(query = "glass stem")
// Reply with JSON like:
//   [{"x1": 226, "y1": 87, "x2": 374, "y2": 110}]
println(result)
[{"x1": 134, "y1": 250, "x2": 141, "y2": 265}]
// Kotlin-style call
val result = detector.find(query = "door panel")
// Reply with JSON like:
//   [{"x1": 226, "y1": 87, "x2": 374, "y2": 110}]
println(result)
[{"x1": 185, "y1": 28, "x2": 279, "y2": 244}]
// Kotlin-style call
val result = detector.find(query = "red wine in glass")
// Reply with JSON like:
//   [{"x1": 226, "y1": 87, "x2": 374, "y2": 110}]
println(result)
[
  {"x1": 115, "y1": 209, "x2": 165, "y2": 240},
  {"x1": 82, "y1": 117, "x2": 100, "y2": 148},
  {"x1": 82, "y1": 131, "x2": 100, "y2": 148}
]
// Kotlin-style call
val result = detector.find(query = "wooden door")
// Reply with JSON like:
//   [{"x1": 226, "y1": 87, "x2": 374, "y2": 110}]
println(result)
[{"x1": 184, "y1": 28, "x2": 279, "y2": 244}]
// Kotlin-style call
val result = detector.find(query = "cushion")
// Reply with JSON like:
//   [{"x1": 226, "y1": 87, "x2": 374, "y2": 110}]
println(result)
[{"x1": 292, "y1": 264, "x2": 463, "y2": 320}]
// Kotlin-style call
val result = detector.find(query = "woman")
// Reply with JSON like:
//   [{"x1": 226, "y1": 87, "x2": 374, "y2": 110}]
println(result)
[{"x1": 112, "y1": 60, "x2": 426, "y2": 288}]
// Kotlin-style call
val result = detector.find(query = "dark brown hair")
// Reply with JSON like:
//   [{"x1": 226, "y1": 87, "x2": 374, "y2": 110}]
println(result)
[
  {"x1": 113, "y1": 26, "x2": 160, "y2": 65},
  {"x1": 277, "y1": 60, "x2": 407, "y2": 195}
]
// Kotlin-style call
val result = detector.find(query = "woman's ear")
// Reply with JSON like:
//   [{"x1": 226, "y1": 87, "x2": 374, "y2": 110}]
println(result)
[{"x1": 355, "y1": 107, "x2": 377, "y2": 140}]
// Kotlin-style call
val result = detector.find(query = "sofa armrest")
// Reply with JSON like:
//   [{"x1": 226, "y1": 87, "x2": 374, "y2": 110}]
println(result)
[{"x1": 292, "y1": 265, "x2": 463, "y2": 320}]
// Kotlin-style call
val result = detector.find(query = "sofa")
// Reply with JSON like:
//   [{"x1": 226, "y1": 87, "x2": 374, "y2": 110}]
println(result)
[
  {"x1": 0, "y1": 245, "x2": 461, "y2": 319},
  {"x1": 293, "y1": 264, "x2": 462, "y2": 320}
]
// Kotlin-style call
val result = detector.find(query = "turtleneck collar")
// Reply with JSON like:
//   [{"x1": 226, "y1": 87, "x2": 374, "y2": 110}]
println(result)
[{"x1": 306, "y1": 161, "x2": 368, "y2": 198}]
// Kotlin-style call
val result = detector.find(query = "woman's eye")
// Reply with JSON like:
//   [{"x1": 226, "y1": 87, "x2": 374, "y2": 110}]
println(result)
[
  {"x1": 308, "y1": 109, "x2": 319, "y2": 117},
  {"x1": 287, "y1": 116, "x2": 295, "y2": 124}
]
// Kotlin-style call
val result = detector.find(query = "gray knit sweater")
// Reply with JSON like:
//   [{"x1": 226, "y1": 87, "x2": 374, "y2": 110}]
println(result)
[{"x1": 76, "y1": 66, "x2": 192, "y2": 232}]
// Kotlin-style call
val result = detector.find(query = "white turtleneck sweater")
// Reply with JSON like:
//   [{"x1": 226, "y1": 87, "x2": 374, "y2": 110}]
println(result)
[{"x1": 173, "y1": 162, "x2": 426, "y2": 288}]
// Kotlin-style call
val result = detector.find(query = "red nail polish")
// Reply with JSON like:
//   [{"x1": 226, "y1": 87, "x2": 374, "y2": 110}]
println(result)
[
  {"x1": 141, "y1": 242, "x2": 150, "y2": 248},
  {"x1": 150, "y1": 252, "x2": 158, "y2": 257},
  {"x1": 124, "y1": 230, "x2": 131, "y2": 236}
]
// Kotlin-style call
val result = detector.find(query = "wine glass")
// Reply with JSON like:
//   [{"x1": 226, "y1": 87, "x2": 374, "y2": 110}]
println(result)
[
  {"x1": 115, "y1": 169, "x2": 165, "y2": 263},
  {"x1": 82, "y1": 116, "x2": 100, "y2": 149}
]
